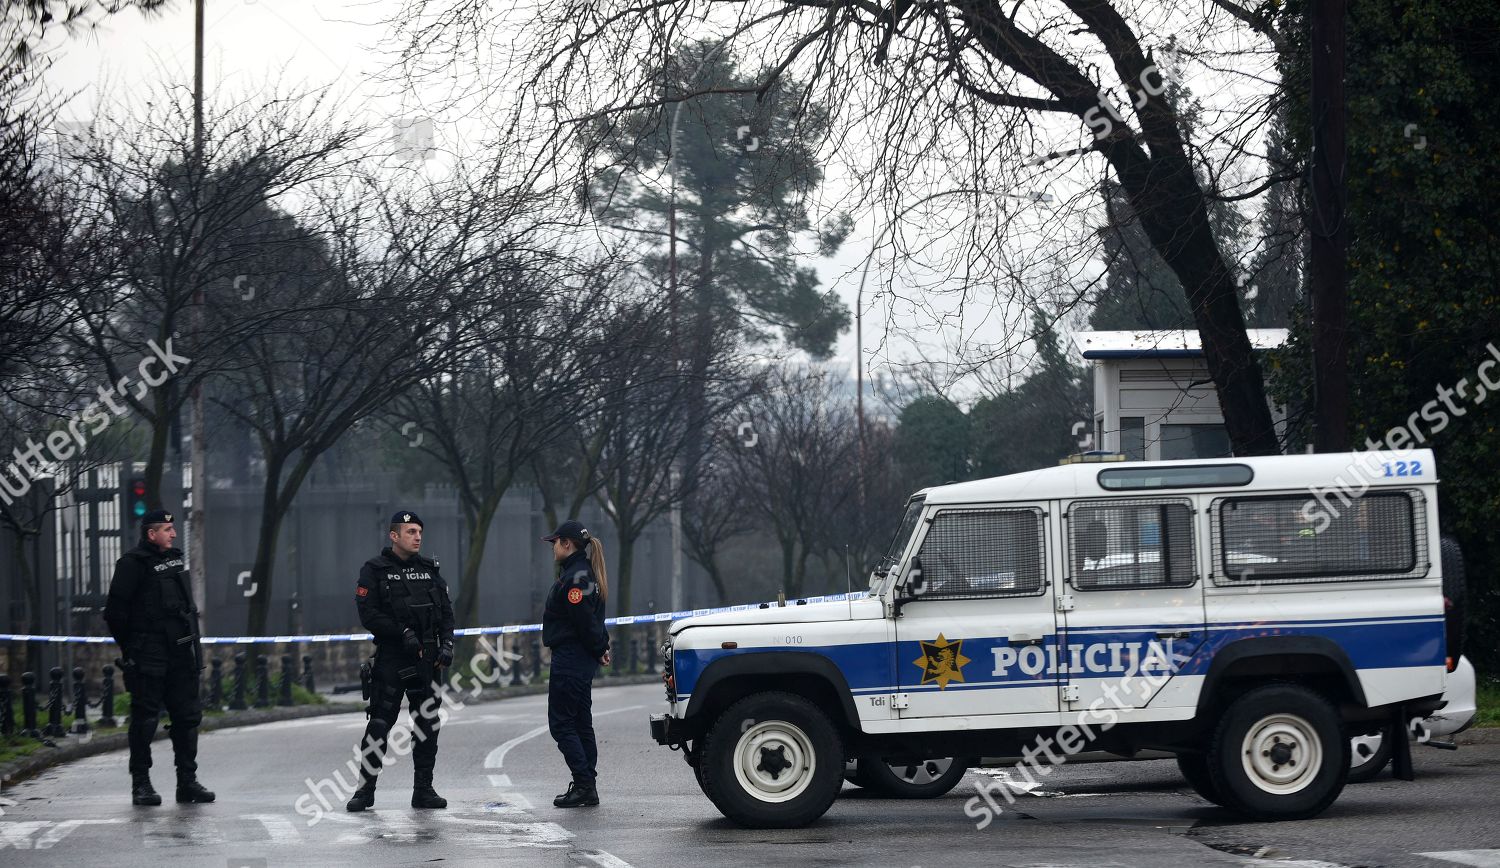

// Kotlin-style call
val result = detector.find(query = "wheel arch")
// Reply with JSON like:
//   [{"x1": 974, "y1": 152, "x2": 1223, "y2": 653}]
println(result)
[
  {"x1": 1197, "y1": 636, "x2": 1368, "y2": 715},
  {"x1": 685, "y1": 651, "x2": 862, "y2": 735}
]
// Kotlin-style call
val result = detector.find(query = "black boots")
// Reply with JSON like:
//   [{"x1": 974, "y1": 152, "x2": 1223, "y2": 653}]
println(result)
[
  {"x1": 346, "y1": 776, "x2": 377, "y2": 812},
  {"x1": 175, "y1": 772, "x2": 216, "y2": 803},
  {"x1": 553, "y1": 781, "x2": 599, "y2": 808},
  {"x1": 131, "y1": 772, "x2": 161, "y2": 806},
  {"x1": 411, "y1": 769, "x2": 447, "y2": 809}
]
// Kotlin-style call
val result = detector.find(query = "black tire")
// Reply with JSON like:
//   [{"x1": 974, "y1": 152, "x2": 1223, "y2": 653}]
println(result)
[
  {"x1": 848, "y1": 756, "x2": 968, "y2": 798},
  {"x1": 1176, "y1": 753, "x2": 1229, "y2": 806},
  {"x1": 698, "y1": 691, "x2": 844, "y2": 828},
  {"x1": 1441, "y1": 536, "x2": 1466, "y2": 662},
  {"x1": 1206, "y1": 684, "x2": 1349, "y2": 820},
  {"x1": 1347, "y1": 723, "x2": 1396, "y2": 784}
]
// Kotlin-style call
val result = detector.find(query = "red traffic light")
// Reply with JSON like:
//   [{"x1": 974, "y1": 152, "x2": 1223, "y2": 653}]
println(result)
[{"x1": 130, "y1": 480, "x2": 146, "y2": 497}]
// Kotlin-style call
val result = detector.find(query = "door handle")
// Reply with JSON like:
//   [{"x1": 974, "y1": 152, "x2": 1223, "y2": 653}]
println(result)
[
  {"x1": 1008, "y1": 635, "x2": 1043, "y2": 646},
  {"x1": 1155, "y1": 630, "x2": 1190, "y2": 640}
]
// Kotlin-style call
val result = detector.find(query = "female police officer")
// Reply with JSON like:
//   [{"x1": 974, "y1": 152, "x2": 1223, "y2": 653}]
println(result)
[{"x1": 541, "y1": 520, "x2": 611, "y2": 808}]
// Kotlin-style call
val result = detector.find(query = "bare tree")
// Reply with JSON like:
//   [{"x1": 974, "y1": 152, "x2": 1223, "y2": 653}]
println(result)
[
  {"x1": 727, "y1": 366, "x2": 859, "y2": 598},
  {"x1": 216, "y1": 166, "x2": 501, "y2": 639},
  {"x1": 65, "y1": 85, "x2": 367, "y2": 506},
  {"x1": 390, "y1": 250, "x2": 621, "y2": 635},
  {"x1": 680, "y1": 439, "x2": 755, "y2": 605},
  {"x1": 388, "y1": 0, "x2": 1288, "y2": 455}
]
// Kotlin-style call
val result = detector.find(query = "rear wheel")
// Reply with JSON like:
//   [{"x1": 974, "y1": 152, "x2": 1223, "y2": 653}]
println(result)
[
  {"x1": 849, "y1": 756, "x2": 968, "y2": 798},
  {"x1": 1347, "y1": 723, "x2": 1396, "y2": 784},
  {"x1": 1206, "y1": 684, "x2": 1349, "y2": 820},
  {"x1": 1176, "y1": 753, "x2": 1228, "y2": 806},
  {"x1": 698, "y1": 692, "x2": 844, "y2": 828}
]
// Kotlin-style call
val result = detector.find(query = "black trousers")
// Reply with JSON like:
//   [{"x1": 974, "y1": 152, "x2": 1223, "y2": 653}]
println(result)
[
  {"x1": 355, "y1": 650, "x2": 442, "y2": 780},
  {"x1": 548, "y1": 644, "x2": 599, "y2": 786},
  {"x1": 126, "y1": 641, "x2": 203, "y2": 777}
]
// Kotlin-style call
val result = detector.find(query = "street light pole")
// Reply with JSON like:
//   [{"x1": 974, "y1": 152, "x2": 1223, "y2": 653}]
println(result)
[{"x1": 188, "y1": 0, "x2": 208, "y2": 628}]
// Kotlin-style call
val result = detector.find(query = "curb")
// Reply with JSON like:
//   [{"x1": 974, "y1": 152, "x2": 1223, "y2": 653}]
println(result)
[
  {"x1": 1, "y1": 702, "x2": 362, "y2": 790},
  {"x1": 0, "y1": 673, "x2": 662, "y2": 789},
  {"x1": 1455, "y1": 726, "x2": 1500, "y2": 745}
]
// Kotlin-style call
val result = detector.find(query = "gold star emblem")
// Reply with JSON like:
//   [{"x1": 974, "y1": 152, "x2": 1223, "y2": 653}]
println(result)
[{"x1": 913, "y1": 633, "x2": 971, "y2": 690}]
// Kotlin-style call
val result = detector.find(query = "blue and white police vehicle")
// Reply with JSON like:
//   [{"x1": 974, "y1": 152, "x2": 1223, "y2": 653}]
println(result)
[{"x1": 650, "y1": 450, "x2": 1458, "y2": 828}]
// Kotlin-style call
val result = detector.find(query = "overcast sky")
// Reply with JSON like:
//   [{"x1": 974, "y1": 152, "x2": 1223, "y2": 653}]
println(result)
[{"x1": 41, "y1": 1, "x2": 1221, "y2": 402}]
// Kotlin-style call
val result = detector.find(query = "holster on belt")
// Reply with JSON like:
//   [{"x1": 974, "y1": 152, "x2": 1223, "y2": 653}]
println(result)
[{"x1": 359, "y1": 659, "x2": 373, "y2": 716}]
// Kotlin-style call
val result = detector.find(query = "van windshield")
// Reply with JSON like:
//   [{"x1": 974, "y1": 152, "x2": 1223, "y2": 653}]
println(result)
[{"x1": 872, "y1": 496, "x2": 925, "y2": 586}]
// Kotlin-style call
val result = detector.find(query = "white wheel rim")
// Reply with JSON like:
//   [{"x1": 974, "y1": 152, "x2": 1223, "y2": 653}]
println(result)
[
  {"x1": 886, "y1": 757, "x2": 954, "y2": 786},
  {"x1": 1350, "y1": 733, "x2": 1384, "y2": 769},
  {"x1": 734, "y1": 720, "x2": 816, "y2": 804},
  {"x1": 1242, "y1": 713, "x2": 1322, "y2": 795}
]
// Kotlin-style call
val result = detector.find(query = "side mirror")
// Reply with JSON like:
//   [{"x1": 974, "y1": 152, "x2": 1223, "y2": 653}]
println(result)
[{"x1": 893, "y1": 557, "x2": 925, "y2": 616}]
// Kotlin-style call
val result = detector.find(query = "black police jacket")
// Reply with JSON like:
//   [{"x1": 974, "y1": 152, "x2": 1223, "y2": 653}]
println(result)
[
  {"x1": 542, "y1": 550, "x2": 610, "y2": 659},
  {"x1": 104, "y1": 541, "x2": 200, "y2": 658},
  {"x1": 356, "y1": 547, "x2": 456, "y2": 656}
]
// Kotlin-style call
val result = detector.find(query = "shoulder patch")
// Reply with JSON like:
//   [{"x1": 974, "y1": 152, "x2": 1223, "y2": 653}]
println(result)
[
  {"x1": 356, "y1": 586, "x2": 369, "y2": 597},
  {"x1": 567, "y1": 587, "x2": 584, "y2": 605}
]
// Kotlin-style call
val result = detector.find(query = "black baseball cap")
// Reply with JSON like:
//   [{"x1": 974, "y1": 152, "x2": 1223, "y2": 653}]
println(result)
[
  {"x1": 542, "y1": 520, "x2": 590, "y2": 544},
  {"x1": 141, "y1": 509, "x2": 174, "y2": 527},
  {"x1": 390, "y1": 510, "x2": 424, "y2": 527}
]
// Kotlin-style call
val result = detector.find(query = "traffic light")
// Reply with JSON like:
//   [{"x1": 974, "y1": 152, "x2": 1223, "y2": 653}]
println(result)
[{"x1": 126, "y1": 477, "x2": 148, "y2": 521}]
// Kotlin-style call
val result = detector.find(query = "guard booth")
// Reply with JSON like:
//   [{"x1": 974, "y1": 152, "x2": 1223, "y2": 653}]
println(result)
[{"x1": 1074, "y1": 329, "x2": 1289, "y2": 461}]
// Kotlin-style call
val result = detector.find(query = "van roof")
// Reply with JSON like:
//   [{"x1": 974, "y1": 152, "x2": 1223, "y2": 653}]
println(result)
[{"x1": 919, "y1": 449, "x2": 1437, "y2": 505}]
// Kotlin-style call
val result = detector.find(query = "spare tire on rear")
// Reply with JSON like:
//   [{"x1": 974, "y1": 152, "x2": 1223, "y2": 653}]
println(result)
[{"x1": 1440, "y1": 536, "x2": 1466, "y2": 662}]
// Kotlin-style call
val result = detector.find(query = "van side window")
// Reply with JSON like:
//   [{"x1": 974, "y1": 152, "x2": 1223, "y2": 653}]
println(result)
[
  {"x1": 1212, "y1": 490, "x2": 1425, "y2": 584},
  {"x1": 914, "y1": 508, "x2": 1045, "y2": 599},
  {"x1": 1067, "y1": 499, "x2": 1196, "y2": 590}
]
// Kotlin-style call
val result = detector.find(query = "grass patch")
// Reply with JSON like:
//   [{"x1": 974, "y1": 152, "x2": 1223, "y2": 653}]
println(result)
[
  {"x1": 1476, "y1": 678, "x2": 1500, "y2": 728},
  {"x1": 2, "y1": 679, "x2": 327, "y2": 766}
]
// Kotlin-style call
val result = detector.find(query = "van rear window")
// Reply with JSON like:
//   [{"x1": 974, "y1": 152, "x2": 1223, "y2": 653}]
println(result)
[{"x1": 1211, "y1": 491, "x2": 1424, "y2": 585}]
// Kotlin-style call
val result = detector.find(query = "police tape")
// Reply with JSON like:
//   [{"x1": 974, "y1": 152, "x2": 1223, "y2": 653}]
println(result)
[{"x1": 0, "y1": 591, "x2": 870, "y2": 645}]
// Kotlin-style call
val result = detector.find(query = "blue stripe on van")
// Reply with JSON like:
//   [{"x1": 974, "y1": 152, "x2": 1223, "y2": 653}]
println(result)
[{"x1": 670, "y1": 616, "x2": 1445, "y2": 697}]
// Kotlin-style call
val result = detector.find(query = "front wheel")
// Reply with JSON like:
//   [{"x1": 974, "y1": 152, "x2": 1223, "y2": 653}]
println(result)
[
  {"x1": 698, "y1": 692, "x2": 844, "y2": 828},
  {"x1": 1207, "y1": 684, "x2": 1349, "y2": 820},
  {"x1": 849, "y1": 756, "x2": 968, "y2": 798}
]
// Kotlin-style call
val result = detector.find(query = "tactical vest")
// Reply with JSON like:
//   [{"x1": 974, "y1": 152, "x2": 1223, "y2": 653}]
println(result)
[{"x1": 376, "y1": 557, "x2": 448, "y2": 644}]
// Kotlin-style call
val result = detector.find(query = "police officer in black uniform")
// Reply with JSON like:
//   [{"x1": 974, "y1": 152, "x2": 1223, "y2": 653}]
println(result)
[
  {"x1": 345, "y1": 510, "x2": 455, "y2": 812},
  {"x1": 541, "y1": 520, "x2": 611, "y2": 808},
  {"x1": 104, "y1": 509, "x2": 215, "y2": 806}
]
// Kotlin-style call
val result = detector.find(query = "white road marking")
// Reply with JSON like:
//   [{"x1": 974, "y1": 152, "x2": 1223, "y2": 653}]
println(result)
[
  {"x1": 34, "y1": 819, "x2": 126, "y2": 850},
  {"x1": 0, "y1": 821, "x2": 51, "y2": 850},
  {"x1": 483, "y1": 704, "x2": 644, "y2": 779},
  {"x1": 1420, "y1": 852, "x2": 1500, "y2": 868},
  {"x1": 246, "y1": 813, "x2": 303, "y2": 844},
  {"x1": 143, "y1": 816, "x2": 226, "y2": 847},
  {"x1": 576, "y1": 848, "x2": 639, "y2": 867}
]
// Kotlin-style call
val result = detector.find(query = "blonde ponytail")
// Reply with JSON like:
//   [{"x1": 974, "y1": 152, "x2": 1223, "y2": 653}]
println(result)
[{"x1": 588, "y1": 538, "x2": 609, "y2": 605}]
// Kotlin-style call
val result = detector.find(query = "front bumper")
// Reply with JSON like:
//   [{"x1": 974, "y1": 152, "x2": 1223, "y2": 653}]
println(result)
[{"x1": 649, "y1": 713, "x2": 687, "y2": 746}]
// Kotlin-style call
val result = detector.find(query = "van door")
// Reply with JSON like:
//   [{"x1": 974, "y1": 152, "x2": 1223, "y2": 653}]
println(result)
[
  {"x1": 1058, "y1": 497, "x2": 1207, "y2": 711},
  {"x1": 894, "y1": 505, "x2": 1060, "y2": 720}
]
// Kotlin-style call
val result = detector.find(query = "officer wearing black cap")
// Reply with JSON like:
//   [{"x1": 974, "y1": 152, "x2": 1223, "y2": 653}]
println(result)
[
  {"x1": 345, "y1": 510, "x2": 455, "y2": 812},
  {"x1": 103, "y1": 509, "x2": 215, "y2": 806},
  {"x1": 541, "y1": 519, "x2": 611, "y2": 808}
]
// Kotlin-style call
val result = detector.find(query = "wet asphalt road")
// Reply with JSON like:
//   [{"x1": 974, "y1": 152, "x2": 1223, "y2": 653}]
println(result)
[{"x1": 0, "y1": 681, "x2": 1496, "y2": 867}]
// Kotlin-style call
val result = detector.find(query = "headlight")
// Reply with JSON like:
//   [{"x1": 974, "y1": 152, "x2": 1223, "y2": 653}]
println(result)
[{"x1": 660, "y1": 640, "x2": 676, "y2": 703}]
